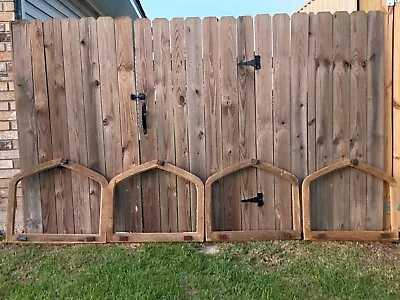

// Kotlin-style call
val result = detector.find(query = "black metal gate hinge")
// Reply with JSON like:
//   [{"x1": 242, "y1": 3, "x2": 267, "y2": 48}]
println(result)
[
  {"x1": 238, "y1": 55, "x2": 261, "y2": 70},
  {"x1": 131, "y1": 93, "x2": 146, "y2": 101},
  {"x1": 241, "y1": 193, "x2": 264, "y2": 207}
]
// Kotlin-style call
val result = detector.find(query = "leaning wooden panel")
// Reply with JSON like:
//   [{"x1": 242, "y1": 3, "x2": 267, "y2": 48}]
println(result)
[
  {"x1": 6, "y1": 159, "x2": 108, "y2": 244},
  {"x1": 205, "y1": 159, "x2": 301, "y2": 242},
  {"x1": 107, "y1": 160, "x2": 205, "y2": 242},
  {"x1": 302, "y1": 159, "x2": 398, "y2": 242}
]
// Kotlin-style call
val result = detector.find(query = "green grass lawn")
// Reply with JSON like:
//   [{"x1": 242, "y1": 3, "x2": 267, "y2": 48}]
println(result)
[{"x1": 0, "y1": 241, "x2": 399, "y2": 299}]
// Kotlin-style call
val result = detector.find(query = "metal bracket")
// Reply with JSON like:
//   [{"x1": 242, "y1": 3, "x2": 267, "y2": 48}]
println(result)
[
  {"x1": 131, "y1": 93, "x2": 146, "y2": 101},
  {"x1": 238, "y1": 55, "x2": 261, "y2": 70},
  {"x1": 241, "y1": 193, "x2": 264, "y2": 207}
]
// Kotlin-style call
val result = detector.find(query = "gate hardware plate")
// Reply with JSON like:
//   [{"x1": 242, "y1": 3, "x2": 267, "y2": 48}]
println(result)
[
  {"x1": 142, "y1": 103, "x2": 147, "y2": 134},
  {"x1": 241, "y1": 192, "x2": 264, "y2": 207},
  {"x1": 17, "y1": 235, "x2": 28, "y2": 242},
  {"x1": 131, "y1": 93, "x2": 146, "y2": 101},
  {"x1": 238, "y1": 55, "x2": 261, "y2": 70}
]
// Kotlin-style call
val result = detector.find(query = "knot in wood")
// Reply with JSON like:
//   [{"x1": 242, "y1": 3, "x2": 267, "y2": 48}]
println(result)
[{"x1": 350, "y1": 159, "x2": 359, "y2": 166}]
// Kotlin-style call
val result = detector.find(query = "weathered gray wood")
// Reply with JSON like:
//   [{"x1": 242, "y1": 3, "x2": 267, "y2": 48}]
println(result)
[
  {"x1": 350, "y1": 11, "x2": 368, "y2": 231},
  {"x1": 62, "y1": 18, "x2": 91, "y2": 234},
  {"x1": 185, "y1": 18, "x2": 206, "y2": 230},
  {"x1": 43, "y1": 19, "x2": 74, "y2": 234},
  {"x1": 115, "y1": 16, "x2": 141, "y2": 233},
  {"x1": 79, "y1": 17, "x2": 105, "y2": 234},
  {"x1": 171, "y1": 18, "x2": 191, "y2": 232},
  {"x1": 30, "y1": 20, "x2": 56, "y2": 234},
  {"x1": 153, "y1": 18, "x2": 178, "y2": 233},
  {"x1": 237, "y1": 16, "x2": 257, "y2": 231},
  {"x1": 315, "y1": 13, "x2": 334, "y2": 231},
  {"x1": 13, "y1": 20, "x2": 43, "y2": 233},
  {"x1": 203, "y1": 17, "x2": 223, "y2": 231},
  {"x1": 273, "y1": 14, "x2": 292, "y2": 230},
  {"x1": 366, "y1": 12, "x2": 385, "y2": 230},
  {"x1": 219, "y1": 17, "x2": 240, "y2": 231},
  {"x1": 134, "y1": 18, "x2": 160, "y2": 232},
  {"x1": 255, "y1": 14, "x2": 274, "y2": 231},
  {"x1": 332, "y1": 12, "x2": 351, "y2": 231}
]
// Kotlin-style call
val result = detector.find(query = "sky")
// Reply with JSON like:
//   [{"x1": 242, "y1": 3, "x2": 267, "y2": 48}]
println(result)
[{"x1": 140, "y1": 0, "x2": 307, "y2": 19}]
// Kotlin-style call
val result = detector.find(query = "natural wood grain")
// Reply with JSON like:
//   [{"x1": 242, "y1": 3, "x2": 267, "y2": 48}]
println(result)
[
  {"x1": 350, "y1": 12, "x2": 368, "y2": 231},
  {"x1": 205, "y1": 159, "x2": 301, "y2": 241},
  {"x1": 332, "y1": 12, "x2": 351, "y2": 231},
  {"x1": 62, "y1": 18, "x2": 91, "y2": 234},
  {"x1": 273, "y1": 14, "x2": 292, "y2": 230},
  {"x1": 6, "y1": 159, "x2": 108, "y2": 244},
  {"x1": 108, "y1": 160, "x2": 204, "y2": 242},
  {"x1": 185, "y1": 17, "x2": 205, "y2": 231},
  {"x1": 97, "y1": 17, "x2": 125, "y2": 234},
  {"x1": 13, "y1": 21, "x2": 42, "y2": 234},
  {"x1": 219, "y1": 17, "x2": 240, "y2": 231},
  {"x1": 30, "y1": 20, "x2": 56, "y2": 234},
  {"x1": 394, "y1": 2, "x2": 400, "y2": 234},
  {"x1": 237, "y1": 16, "x2": 257, "y2": 231},
  {"x1": 79, "y1": 17, "x2": 105, "y2": 234},
  {"x1": 171, "y1": 18, "x2": 191, "y2": 232},
  {"x1": 115, "y1": 17, "x2": 141, "y2": 233},
  {"x1": 302, "y1": 159, "x2": 398, "y2": 242},
  {"x1": 366, "y1": 12, "x2": 385, "y2": 230},
  {"x1": 134, "y1": 18, "x2": 160, "y2": 232},
  {"x1": 315, "y1": 13, "x2": 333, "y2": 231},
  {"x1": 203, "y1": 17, "x2": 223, "y2": 230},
  {"x1": 307, "y1": 13, "x2": 318, "y2": 231},
  {"x1": 153, "y1": 18, "x2": 178, "y2": 233},
  {"x1": 255, "y1": 14, "x2": 274, "y2": 231},
  {"x1": 43, "y1": 19, "x2": 74, "y2": 234}
]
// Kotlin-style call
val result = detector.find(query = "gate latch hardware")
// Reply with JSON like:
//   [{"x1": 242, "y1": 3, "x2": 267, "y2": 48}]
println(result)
[
  {"x1": 142, "y1": 103, "x2": 147, "y2": 135},
  {"x1": 238, "y1": 55, "x2": 261, "y2": 70},
  {"x1": 17, "y1": 235, "x2": 28, "y2": 242},
  {"x1": 131, "y1": 93, "x2": 146, "y2": 101},
  {"x1": 241, "y1": 193, "x2": 264, "y2": 207}
]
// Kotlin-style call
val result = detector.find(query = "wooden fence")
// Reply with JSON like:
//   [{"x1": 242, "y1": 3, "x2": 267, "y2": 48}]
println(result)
[{"x1": 11, "y1": 11, "x2": 392, "y2": 240}]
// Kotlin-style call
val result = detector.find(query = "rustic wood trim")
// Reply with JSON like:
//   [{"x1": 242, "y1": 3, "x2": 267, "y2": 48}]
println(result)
[
  {"x1": 6, "y1": 158, "x2": 108, "y2": 244},
  {"x1": 205, "y1": 159, "x2": 301, "y2": 242},
  {"x1": 302, "y1": 159, "x2": 398, "y2": 242},
  {"x1": 107, "y1": 160, "x2": 205, "y2": 242}
]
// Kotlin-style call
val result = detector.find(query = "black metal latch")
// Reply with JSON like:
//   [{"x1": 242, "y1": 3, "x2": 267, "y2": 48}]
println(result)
[
  {"x1": 238, "y1": 55, "x2": 261, "y2": 70},
  {"x1": 131, "y1": 93, "x2": 147, "y2": 135},
  {"x1": 241, "y1": 193, "x2": 264, "y2": 207}
]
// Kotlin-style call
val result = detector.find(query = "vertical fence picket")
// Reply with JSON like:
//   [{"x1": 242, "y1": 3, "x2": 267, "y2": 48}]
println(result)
[
  {"x1": 134, "y1": 19, "x2": 161, "y2": 233},
  {"x1": 30, "y1": 20, "x2": 56, "y2": 234},
  {"x1": 171, "y1": 18, "x2": 192, "y2": 232},
  {"x1": 203, "y1": 17, "x2": 223, "y2": 230},
  {"x1": 153, "y1": 18, "x2": 178, "y2": 233},
  {"x1": 332, "y1": 12, "x2": 351, "y2": 231},
  {"x1": 255, "y1": 14, "x2": 274, "y2": 231},
  {"x1": 185, "y1": 18, "x2": 205, "y2": 231},
  {"x1": 273, "y1": 14, "x2": 292, "y2": 230},
  {"x1": 115, "y1": 17, "x2": 141, "y2": 233},
  {"x1": 43, "y1": 19, "x2": 74, "y2": 234},
  {"x1": 79, "y1": 17, "x2": 105, "y2": 234},
  {"x1": 350, "y1": 12, "x2": 368, "y2": 231},
  {"x1": 13, "y1": 21, "x2": 43, "y2": 233},
  {"x1": 366, "y1": 11, "x2": 385, "y2": 230},
  {"x1": 237, "y1": 16, "x2": 257, "y2": 231},
  {"x1": 219, "y1": 17, "x2": 241, "y2": 231}
]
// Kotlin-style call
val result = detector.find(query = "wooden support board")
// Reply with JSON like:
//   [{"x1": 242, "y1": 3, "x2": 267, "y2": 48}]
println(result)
[
  {"x1": 6, "y1": 159, "x2": 108, "y2": 244},
  {"x1": 302, "y1": 159, "x2": 398, "y2": 242}
]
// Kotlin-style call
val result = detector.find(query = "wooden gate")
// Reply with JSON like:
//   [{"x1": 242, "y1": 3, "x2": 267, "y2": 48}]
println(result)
[{"x1": 11, "y1": 11, "x2": 389, "y2": 242}]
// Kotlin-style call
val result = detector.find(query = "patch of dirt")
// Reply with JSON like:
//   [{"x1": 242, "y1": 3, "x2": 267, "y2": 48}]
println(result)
[{"x1": 198, "y1": 245, "x2": 220, "y2": 255}]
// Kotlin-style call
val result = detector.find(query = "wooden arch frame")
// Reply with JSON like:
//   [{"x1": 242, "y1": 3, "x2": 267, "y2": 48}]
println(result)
[
  {"x1": 302, "y1": 159, "x2": 398, "y2": 242},
  {"x1": 107, "y1": 160, "x2": 205, "y2": 242},
  {"x1": 6, "y1": 158, "x2": 108, "y2": 244},
  {"x1": 205, "y1": 159, "x2": 301, "y2": 242}
]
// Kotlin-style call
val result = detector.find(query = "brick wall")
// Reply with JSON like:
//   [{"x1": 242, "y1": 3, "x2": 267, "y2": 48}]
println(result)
[{"x1": 0, "y1": 0, "x2": 20, "y2": 233}]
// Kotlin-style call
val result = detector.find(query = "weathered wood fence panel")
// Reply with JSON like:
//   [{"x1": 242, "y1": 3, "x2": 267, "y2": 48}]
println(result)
[{"x1": 12, "y1": 12, "x2": 388, "y2": 237}]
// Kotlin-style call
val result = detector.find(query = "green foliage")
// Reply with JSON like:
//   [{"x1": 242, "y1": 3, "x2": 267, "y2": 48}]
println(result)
[{"x1": 0, "y1": 241, "x2": 399, "y2": 299}]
